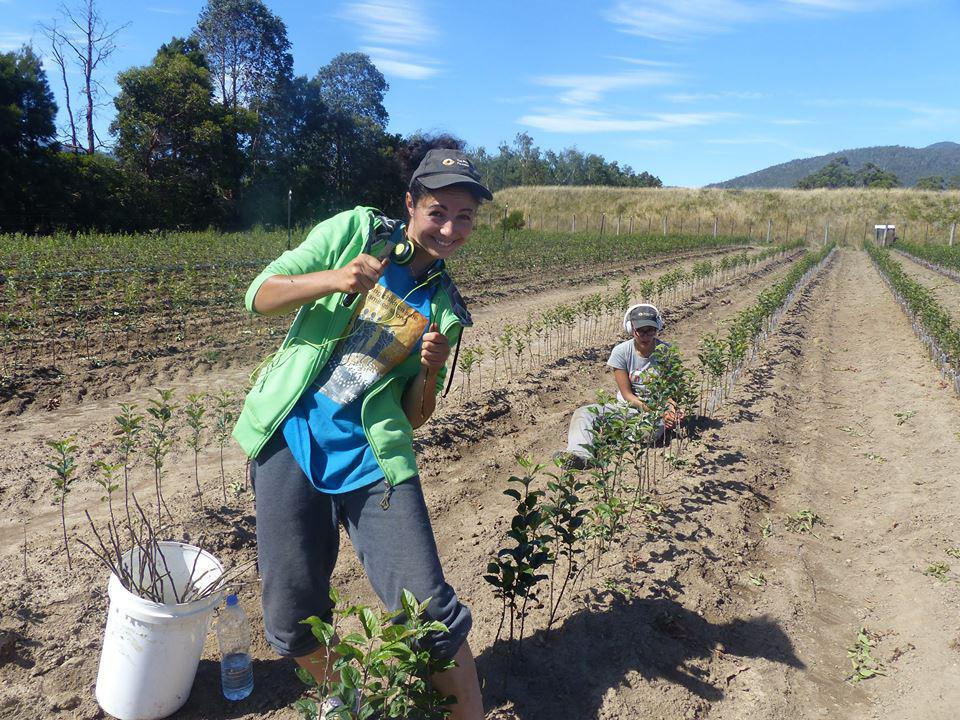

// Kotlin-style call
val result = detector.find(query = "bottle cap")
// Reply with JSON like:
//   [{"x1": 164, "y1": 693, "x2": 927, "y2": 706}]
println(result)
[{"x1": 226, "y1": 594, "x2": 238, "y2": 606}]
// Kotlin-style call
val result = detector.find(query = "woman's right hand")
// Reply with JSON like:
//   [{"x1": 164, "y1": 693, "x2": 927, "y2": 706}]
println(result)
[{"x1": 335, "y1": 254, "x2": 390, "y2": 294}]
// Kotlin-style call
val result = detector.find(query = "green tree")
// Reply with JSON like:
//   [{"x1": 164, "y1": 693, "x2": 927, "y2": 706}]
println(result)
[
  {"x1": 916, "y1": 175, "x2": 945, "y2": 191},
  {"x1": 473, "y1": 132, "x2": 661, "y2": 191},
  {"x1": 315, "y1": 51, "x2": 389, "y2": 129},
  {"x1": 856, "y1": 162, "x2": 899, "y2": 189},
  {"x1": 314, "y1": 53, "x2": 393, "y2": 206},
  {"x1": 195, "y1": 0, "x2": 292, "y2": 112},
  {"x1": 795, "y1": 156, "x2": 857, "y2": 189},
  {"x1": 0, "y1": 46, "x2": 59, "y2": 232},
  {"x1": 111, "y1": 37, "x2": 247, "y2": 227}
]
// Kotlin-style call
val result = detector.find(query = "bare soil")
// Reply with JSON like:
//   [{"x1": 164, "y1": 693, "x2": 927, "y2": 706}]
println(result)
[{"x1": 1, "y1": 248, "x2": 958, "y2": 720}]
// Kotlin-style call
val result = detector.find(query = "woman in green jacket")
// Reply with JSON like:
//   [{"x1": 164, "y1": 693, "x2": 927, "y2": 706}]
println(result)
[{"x1": 236, "y1": 142, "x2": 491, "y2": 719}]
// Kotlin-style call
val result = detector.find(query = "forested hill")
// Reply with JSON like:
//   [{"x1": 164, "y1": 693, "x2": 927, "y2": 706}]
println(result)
[{"x1": 709, "y1": 142, "x2": 960, "y2": 188}]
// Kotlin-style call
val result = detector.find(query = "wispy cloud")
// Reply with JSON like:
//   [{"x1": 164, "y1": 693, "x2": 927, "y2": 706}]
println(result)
[
  {"x1": 146, "y1": 6, "x2": 190, "y2": 15},
  {"x1": 0, "y1": 31, "x2": 33, "y2": 51},
  {"x1": 666, "y1": 91, "x2": 765, "y2": 103},
  {"x1": 534, "y1": 69, "x2": 679, "y2": 105},
  {"x1": 520, "y1": 109, "x2": 735, "y2": 133},
  {"x1": 606, "y1": 0, "x2": 891, "y2": 41},
  {"x1": 362, "y1": 46, "x2": 438, "y2": 80},
  {"x1": 804, "y1": 96, "x2": 960, "y2": 128},
  {"x1": 605, "y1": 0, "x2": 766, "y2": 41},
  {"x1": 341, "y1": 1, "x2": 439, "y2": 79},
  {"x1": 608, "y1": 56, "x2": 679, "y2": 67}
]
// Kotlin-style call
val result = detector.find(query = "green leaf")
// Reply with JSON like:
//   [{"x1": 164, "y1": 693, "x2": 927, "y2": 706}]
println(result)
[
  {"x1": 340, "y1": 665, "x2": 361, "y2": 690},
  {"x1": 359, "y1": 607, "x2": 381, "y2": 639}
]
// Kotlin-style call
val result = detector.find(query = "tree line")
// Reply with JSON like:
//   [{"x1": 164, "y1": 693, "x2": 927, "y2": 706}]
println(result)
[
  {"x1": 795, "y1": 155, "x2": 960, "y2": 191},
  {"x1": 0, "y1": 0, "x2": 660, "y2": 235}
]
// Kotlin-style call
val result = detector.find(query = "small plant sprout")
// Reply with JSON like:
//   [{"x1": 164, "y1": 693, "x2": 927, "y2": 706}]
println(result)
[
  {"x1": 923, "y1": 562, "x2": 950, "y2": 582},
  {"x1": 759, "y1": 518, "x2": 774, "y2": 538},
  {"x1": 894, "y1": 410, "x2": 917, "y2": 426},
  {"x1": 483, "y1": 456, "x2": 551, "y2": 653},
  {"x1": 213, "y1": 389, "x2": 236, "y2": 504},
  {"x1": 946, "y1": 547, "x2": 960, "y2": 560},
  {"x1": 228, "y1": 480, "x2": 245, "y2": 499},
  {"x1": 863, "y1": 452, "x2": 886, "y2": 463},
  {"x1": 847, "y1": 628, "x2": 885, "y2": 683},
  {"x1": 183, "y1": 392, "x2": 207, "y2": 511},
  {"x1": 45, "y1": 437, "x2": 79, "y2": 570},
  {"x1": 747, "y1": 571, "x2": 767, "y2": 587},
  {"x1": 93, "y1": 460, "x2": 123, "y2": 526},
  {"x1": 146, "y1": 388, "x2": 178, "y2": 525},
  {"x1": 114, "y1": 403, "x2": 143, "y2": 525},
  {"x1": 543, "y1": 460, "x2": 589, "y2": 636},
  {"x1": 785, "y1": 509, "x2": 824, "y2": 534}
]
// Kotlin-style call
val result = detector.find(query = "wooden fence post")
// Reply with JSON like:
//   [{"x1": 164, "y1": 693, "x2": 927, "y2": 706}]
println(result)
[
  {"x1": 950, "y1": 222, "x2": 956, "y2": 246},
  {"x1": 629, "y1": 216, "x2": 634, "y2": 234},
  {"x1": 572, "y1": 213, "x2": 576, "y2": 233},
  {"x1": 616, "y1": 214, "x2": 621, "y2": 236},
  {"x1": 824, "y1": 222, "x2": 829, "y2": 246},
  {"x1": 766, "y1": 219, "x2": 772, "y2": 244},
  {"x1": 713, "y1": 217, "x2": 718, "y2": 238},
  {"x1": 600, "y1": 213, "x2": 605, "y2": 236},
  {"x1": 662, "y1": 215, "x2": 667, "y2": 237}
]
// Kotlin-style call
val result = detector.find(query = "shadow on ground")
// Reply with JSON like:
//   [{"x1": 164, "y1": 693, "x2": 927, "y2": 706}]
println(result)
[{"x1": 478, "y1": 596, "x2": 803, "y2": 719}]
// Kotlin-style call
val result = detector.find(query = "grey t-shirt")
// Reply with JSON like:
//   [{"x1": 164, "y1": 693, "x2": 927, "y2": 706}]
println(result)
[{"x1": 607, "y1": 338, "x2": 667, "y2": 403}]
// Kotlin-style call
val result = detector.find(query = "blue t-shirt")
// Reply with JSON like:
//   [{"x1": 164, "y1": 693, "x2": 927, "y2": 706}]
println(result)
[{"x1": 282, "y1": 261, "x2": 435, "y2": 493}]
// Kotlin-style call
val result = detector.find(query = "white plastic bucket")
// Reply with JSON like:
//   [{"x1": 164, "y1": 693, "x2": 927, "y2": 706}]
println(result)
[{"x1": 95, "y1": 542, "x2": 225, "y2": 720}]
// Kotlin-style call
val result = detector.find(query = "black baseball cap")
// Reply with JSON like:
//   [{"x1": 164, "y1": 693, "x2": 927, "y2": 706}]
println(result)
[
  {"x1": 410, "y1": 149, "x2": 493, "y2": 200},
  {"x1": 628, "y1": 304, "x2": 661, "y2": 330}
]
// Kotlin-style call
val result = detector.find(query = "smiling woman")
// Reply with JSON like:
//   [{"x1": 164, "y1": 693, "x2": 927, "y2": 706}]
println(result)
[{"x1": 232, "y1": 138, "x2": 491, "y2": 720}]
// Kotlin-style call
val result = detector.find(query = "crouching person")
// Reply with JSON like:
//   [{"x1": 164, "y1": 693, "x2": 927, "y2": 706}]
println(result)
[{"x1": 557, "y1": 303, "x2": 683, "y2": 469}]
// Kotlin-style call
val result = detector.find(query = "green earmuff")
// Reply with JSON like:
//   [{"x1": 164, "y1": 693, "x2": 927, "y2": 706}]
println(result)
[{"x1": 391, "y1": 238, "x2": 415, "y2": 265}]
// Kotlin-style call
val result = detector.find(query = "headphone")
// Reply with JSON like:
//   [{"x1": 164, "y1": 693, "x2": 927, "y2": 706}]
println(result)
[
  {"x1": 622, "y1": 303, "x2": 664, "y2": 335},
  {"x1": 387, "y1": 223, "x2": 416, "y2": 266}
]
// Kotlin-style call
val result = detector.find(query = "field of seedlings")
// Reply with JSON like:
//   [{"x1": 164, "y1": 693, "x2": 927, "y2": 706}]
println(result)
[{"x1": 1, "y1": 221, "x2": 960, "y2": 720}]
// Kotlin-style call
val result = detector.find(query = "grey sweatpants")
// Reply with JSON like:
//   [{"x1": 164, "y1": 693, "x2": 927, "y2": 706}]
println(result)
[
  {"x1": 251, "y1": 431, "x2": 472, "y2": 660},
  {"x1": 565, "y1": 403, "x2": 664, "y2": 459}
]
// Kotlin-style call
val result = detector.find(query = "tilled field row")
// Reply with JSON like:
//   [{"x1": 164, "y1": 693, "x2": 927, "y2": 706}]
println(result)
[{"x1": 0, "y1": 245, "x2": 757, "y2": 417}]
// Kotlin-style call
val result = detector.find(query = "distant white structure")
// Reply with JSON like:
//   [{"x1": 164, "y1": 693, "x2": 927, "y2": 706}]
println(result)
[{"x1": 875, "y1": 224, "x2": 897, "y2": 246}]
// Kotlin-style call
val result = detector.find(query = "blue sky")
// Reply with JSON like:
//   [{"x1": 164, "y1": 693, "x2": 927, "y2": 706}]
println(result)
[{"x1": 4, "y1": 0, "x2": 959, "y2": 186}]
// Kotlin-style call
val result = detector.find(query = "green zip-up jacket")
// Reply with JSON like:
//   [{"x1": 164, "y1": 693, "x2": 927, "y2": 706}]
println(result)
[{"x1": 232, "y1": 206, "x2": 464, "y2": 486}]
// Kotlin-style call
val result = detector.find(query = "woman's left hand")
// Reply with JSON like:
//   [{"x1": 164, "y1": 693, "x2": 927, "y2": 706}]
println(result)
[{"x1": 421, "y1": 323, "x2": 449, "y2": 372}]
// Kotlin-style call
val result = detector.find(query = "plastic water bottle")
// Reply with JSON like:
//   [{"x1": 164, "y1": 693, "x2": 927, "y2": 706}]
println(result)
[{"x1": 216, "y1": 594, "x2": 253, "y2": 701}]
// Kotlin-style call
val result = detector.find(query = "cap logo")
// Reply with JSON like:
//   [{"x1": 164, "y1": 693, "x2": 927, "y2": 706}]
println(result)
[{"x1": 442, "y1": 158, "x2": 456, "y2": 166}]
